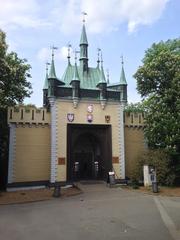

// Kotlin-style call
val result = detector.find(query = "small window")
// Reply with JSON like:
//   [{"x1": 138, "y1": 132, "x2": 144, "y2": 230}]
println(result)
[
  {"x1": 131, "y1": 114, "x2": 133, "y2": 124},
  {"x1": 21, "y1": 109, "x2": 23, "y2": 120},
  {"x1": 32, "y1": 110, "x2": 34, "y2": 120},
  {"x1": 139, "y1": 114, "x2": 142, "y2": 124},
  {"x1": 10, "y1": 109, "x2": 13, "y2": 119},
  {"x1": 42, "y1": 110, "x2": 45, "y2": 120}
]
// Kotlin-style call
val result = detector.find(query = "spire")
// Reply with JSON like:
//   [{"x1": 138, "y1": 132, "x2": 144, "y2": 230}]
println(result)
[
  {"x1": 80, "y1": 12, "x2": 88, "y2": 45},
  {"x1": 72, "y1": 50, "x2": 80, "y2": 81},
  {"x1": 100, "y1": 52, "x2": 106, "y2": 83},
  {"x1": 43, "y1": 62, "x2": 50, "y2": 89},
  {"x1": 97, "y1": 52, "x2": 106, "y2": 85},
  {"x1": 80, "y1": 24, "x2": 88, "y2": 45},
  {"x1": 48, "y1": 46, "x2": 58, "y2": 79},
  {"x1": 120, "y1": 55, "x2": 127, "y2": 85},
  {"x1": 79, "y1": 12, "x2": 88, "y2": 71}
]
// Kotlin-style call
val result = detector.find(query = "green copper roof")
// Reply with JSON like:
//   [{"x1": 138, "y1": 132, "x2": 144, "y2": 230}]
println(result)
[
  {"x1": 120, "y1": 66, "x2": 127, "y2": 85},
  {"x1": 48, "y1": 59, "x2": 57, "y2": 79},
  {"x1": 43, "y1": 72, "x2": 48, "y2": 89},
  {"x1": 61, "y1": 64, "x2": 102, "y2": 89},
  {"x1": 72, "y1": 63, "x2": 80, "y2": 81},
  {"x1": 100, "y1": 66, "x2": 106, "y2": 83},
  {"x1": 80, "y1": 24, "x2": 88, "y2": 45}
]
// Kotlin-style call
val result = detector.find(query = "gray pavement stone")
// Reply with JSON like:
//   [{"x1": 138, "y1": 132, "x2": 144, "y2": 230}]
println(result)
[{"x1": 0, "y1": 183, "x2": 178, "y2": 240}]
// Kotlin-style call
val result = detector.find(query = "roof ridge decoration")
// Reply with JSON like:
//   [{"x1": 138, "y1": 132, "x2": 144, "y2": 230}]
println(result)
[
  {"x1": 48, "y1": 46, "x2": 58, "y2": 79},
  {"x1": 98, "y1": 52, "x2": 106, "y2": 84},
  {"x1": 72, "y1": 50, "x2": 80, "y2": 81},
  {"x1": 120, "y1": 55, "x2": 127, "y2": 85},
  {"x1": 80, "y1": 12, "x2": 88, "y2": 45},
  {"x1": 43, "y1": 62, "x2": 50, "y2": 89}
]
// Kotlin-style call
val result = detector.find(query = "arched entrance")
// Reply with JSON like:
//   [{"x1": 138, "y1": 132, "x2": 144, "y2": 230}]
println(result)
[
  {"x1": 73, "y1": 133, "x2": 103, "y2": 180},
  {"x1": 67, "y1": 124, "x2": 112, "y2": 181}
]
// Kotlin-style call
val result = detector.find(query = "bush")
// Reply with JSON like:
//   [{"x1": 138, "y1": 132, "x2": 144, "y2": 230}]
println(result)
[{"x1": 131, "y1": 149, "x2": 175, "y2": 186}]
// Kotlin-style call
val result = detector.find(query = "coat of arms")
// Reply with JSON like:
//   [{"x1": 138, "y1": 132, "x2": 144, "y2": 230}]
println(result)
[
  {"x1": 67, "y1": 113, "x2": 74, "y2": 122},
  {"x1": 105, "y1": 115, "x2": 111, "y2": 123},
  {"x1": 87, "y1": 114, "x2": 93, "y2": 123}
]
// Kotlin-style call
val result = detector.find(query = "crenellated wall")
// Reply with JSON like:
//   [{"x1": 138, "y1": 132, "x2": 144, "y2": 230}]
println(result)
[
  {"x1": 124, "y1": 112, "x2": 146, "y2": 178},
  {"x1": 7, "y1": 106, "x2": 146, "y2": 185},
  {"x1": 124, "y1": 112, "x2": 145, "y2": 127},
  {"x1": 8, "y1": 106, "x2": 50, "y2": 125}
]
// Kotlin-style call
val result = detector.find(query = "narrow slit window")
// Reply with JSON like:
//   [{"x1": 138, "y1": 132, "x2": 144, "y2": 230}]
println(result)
[
  {"x1": 32, "y1": 110, "x2": 34, "y2": 120},
  {"x1": 42, "y1": 110, "x2": 45, "y2": 120},
  {"x1": 21, "y1": 109, "x2": 23, "y2": 119},
  {"x1": 131, "y1": 114, "x2": 133, "y2": 124},
  {"x1": 139, "y1": 114, "x2": 142, "y2": 124},
  {"x1": 10, "y1": 109, "x2": 13, "y2": 119}
]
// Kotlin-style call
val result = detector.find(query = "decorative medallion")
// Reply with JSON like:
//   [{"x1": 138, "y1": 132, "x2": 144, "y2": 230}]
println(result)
[
  {"x1": 67, "y1": 113, "x2": 74, "y2": 122},
  {"x1": 105, "y1": 115, "x2": 111, "y2": 123},
  {"x1": 87, "y1": 113, "x2": 93, "y2": 123},
  {"x1": 87, "y1": 104, "x2": 93, "y2": 113}
]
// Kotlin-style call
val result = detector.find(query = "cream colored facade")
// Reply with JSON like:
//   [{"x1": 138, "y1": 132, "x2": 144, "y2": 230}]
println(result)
[
  {"x1": 7, "y1": 104, "x2": 145, "y2": 186},
  {"x1": 56, "y1": 100, "x2": 121, "y2": 181}
]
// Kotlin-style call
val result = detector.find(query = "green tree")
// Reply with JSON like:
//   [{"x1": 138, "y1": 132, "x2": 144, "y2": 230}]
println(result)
[
  {"x1": 134, "y1": 39, "x2": 180, "y2": 152},
  {"x1": 0, "y1": 30, "x2": 32, "y2": 107},
  {"x1": 0, "y1": 30, "x2": 32, "y2": 189}
]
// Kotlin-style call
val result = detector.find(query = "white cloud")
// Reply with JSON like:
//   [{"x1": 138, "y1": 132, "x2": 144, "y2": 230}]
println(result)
[
  {"x1": 0, "y1": 0, "x2": 169, "y2": 33},
  {"x1": 37, "y1": 46, "x2": 74, "y2": 62},
  {"x1": 51, "y1": 0, "x2": 169, "y2": 34},
  {"x1": 0, "y1": 0, "x2": 50, "y2": 29}
]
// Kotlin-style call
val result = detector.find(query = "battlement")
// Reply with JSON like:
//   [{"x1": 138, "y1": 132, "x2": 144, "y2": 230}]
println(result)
[
  {"x1": 124, "y1": 112, "x2": 145, "y2": 127},
  {"x1": 8, "y1": 106, "x2": 50, "y2": 124}
]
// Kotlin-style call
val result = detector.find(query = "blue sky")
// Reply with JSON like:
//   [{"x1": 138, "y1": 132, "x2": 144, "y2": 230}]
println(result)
[{"x1": 0, "y1": 0, "x2": 179, "y2": 107}]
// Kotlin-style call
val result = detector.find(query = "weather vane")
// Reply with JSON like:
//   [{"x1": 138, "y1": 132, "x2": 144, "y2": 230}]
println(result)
[
  {"x1": 46, "y1": 62, "x2": 50, "y2": 73},
  {"x1": 82, "y1": 11, "x2": 88, "y2": 23},
  {"x1": 74, "y1": 49, "x2": 80, "y2": 63},
  {"x1": 121, "y1": 55, "x2": 124, "y2": 65},
  {"x1": 50, "y1": 45, "x2": 58, "y2": 59},
  {"x1": 67, "y1": 42, "x2": 72, "y2": 58}
]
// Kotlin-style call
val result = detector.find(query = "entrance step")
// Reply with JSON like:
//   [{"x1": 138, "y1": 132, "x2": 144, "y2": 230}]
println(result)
[{"x1": 79, "y1": 180, "x2": 105, "y2": 185}]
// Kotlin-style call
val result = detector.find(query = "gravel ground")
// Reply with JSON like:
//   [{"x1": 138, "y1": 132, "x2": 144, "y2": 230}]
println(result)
[{"x1": 0, "y1": 186, "x2": 82, "y2": 205}]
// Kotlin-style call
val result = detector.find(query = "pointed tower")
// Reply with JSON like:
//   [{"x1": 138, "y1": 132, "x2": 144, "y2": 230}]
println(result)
[
  {"x1": 119, "y1": 56, "x2": 127, "y2": 102},
  {"x1": 70, "y1": 51, "x2": 80, "y2": 108},
  {"x1": 96, "y1": 53, "x2": 107, "y2": 109},
  {"x1": 79, "y1": 22, "x2": 88, "y2": 72},
  {"x1": 43, "y1": 62, "x2": 50, "y2": 106},
  {"x1": 48, "y1": 48, "x2": 58, "y2": 97}
]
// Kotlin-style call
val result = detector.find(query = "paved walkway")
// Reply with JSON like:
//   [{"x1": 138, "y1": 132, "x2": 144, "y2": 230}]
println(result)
[{"x1": 0, "y1": 182, "x2": 179, "y2": 240}]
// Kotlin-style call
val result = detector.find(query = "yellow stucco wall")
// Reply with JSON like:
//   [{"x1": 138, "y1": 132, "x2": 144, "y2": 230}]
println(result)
[
  {"x1": 125, "y1": 127, "x2": 145, "y2": 178},
  {"x1": 14, "y1": 125, "x2": 51, "y2": 182},
  {"x1": 56, "y1": 100, "x2": 121, "y2": 181}
]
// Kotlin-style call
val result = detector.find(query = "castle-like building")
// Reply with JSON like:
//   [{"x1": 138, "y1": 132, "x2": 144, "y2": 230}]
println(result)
[{"x1": 7, "y1": 22, "x2": 145, "y2": 188}]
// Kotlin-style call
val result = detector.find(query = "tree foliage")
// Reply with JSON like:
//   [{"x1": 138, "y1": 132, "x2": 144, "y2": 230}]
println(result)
[
  {"x1": 0, "y1": 30, "x2": 32, "y2": 189},
  {"x1": 134, "y1": 39, "x2": 180, "y2": 152},
  {"x1": 131, "y1": 149, "x2": 175, "y2": 186},
  {"x1": 0, "y1": 30, "x2": 32, "y2": 108}
]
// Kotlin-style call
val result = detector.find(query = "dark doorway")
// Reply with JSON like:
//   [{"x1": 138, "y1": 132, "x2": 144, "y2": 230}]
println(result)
[{"x1": 67, "y1": 124, "x2": 112, "y2": 181}]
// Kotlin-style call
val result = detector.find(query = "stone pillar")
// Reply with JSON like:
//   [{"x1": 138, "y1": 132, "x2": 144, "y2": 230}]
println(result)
[
  {"x1": 118, "y1": 104, "x2": 125, "y2": 179},
  {"x1": 8, "y1": 124, "x2": 16, "y2": 184},
  {"x1": 49, "y1": 98, "x2": 58, "y2": 183}
]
